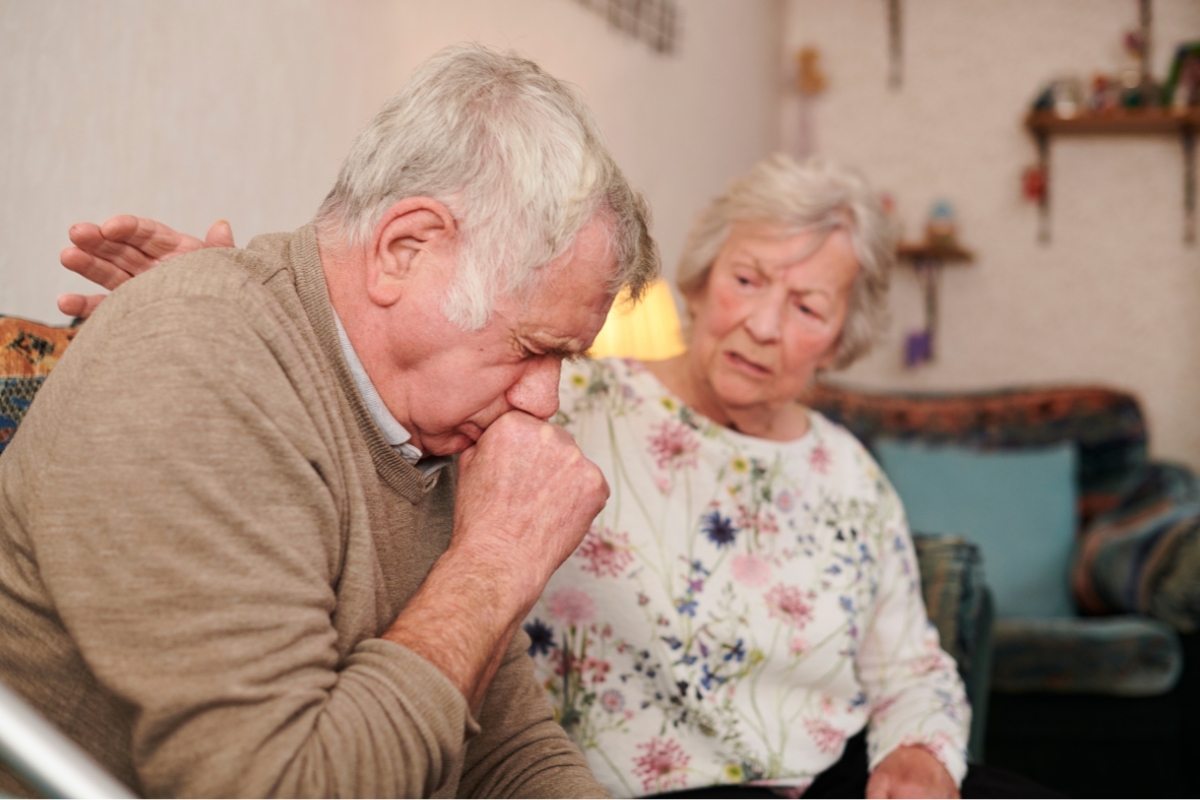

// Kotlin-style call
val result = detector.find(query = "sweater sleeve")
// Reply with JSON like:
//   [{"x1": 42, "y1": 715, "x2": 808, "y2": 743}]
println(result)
[
  {"x1": 17, "y1": 291, "x2": 476, "y2": 798},
  {"x1": 460, "y1": 630, "x2": 609, "y2": 798},
  {"x1": 855, "y1": 476, "x2": 971, "y2": 787}
]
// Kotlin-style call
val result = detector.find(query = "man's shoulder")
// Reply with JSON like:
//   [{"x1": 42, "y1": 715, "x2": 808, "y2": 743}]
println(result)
[{"x1": 82, "y1": 230, "x2": 305, "y2": 338}]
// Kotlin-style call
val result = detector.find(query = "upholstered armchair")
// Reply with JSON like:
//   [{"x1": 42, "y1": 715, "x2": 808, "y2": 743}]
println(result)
[{"x1": 809, "y1": 382, "x2": 1200, "y2": 798}]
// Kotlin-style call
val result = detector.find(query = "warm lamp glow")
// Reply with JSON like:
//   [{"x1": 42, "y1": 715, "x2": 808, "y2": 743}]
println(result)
[{"x1": 588, "y1": 279, "x2": 686, "y2": 361}]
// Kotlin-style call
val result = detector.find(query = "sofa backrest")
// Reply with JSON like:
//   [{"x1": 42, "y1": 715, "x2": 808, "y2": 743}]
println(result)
[{"x1": 807, "y1": 382, "x2": 1149, "y2": 531}]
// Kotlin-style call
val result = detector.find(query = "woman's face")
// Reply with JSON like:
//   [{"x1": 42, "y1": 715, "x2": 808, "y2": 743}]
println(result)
[{"x1": 686, "y1": 220, "x2": 859, "y2": 421}]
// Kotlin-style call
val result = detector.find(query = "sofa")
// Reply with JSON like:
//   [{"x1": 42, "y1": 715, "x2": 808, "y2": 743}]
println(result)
[{"x1": 808, "y1": 381, "x2": 1200, "y2": 798}]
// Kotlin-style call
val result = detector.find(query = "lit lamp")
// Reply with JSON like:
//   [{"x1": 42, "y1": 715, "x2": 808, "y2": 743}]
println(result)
[{"x1": 588, "y1": 279, "x2": 686, "y2": 361}]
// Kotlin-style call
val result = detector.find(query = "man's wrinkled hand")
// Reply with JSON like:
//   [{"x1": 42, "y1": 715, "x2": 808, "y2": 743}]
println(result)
[
  {"x1": 866, "y1": 745, "x2": 959, "y2": 799},
  {"x1": 453, "y1": 410, "x2": 608, "y2": 607},
  {"x1": 57, "y1": 217, "x2": 234, "y2": 318}
]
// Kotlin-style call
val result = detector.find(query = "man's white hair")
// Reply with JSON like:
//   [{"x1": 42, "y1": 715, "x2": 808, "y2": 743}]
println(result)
[
  {"x1": 676, "y1": 154, "x2": 894, "y2": 369},
  {"x1": 315, "y1": 44, "x2": 658, "y2": 329}
]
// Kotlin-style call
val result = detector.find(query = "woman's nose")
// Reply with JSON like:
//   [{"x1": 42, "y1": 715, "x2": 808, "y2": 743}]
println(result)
[
  {"x1": 744, "y1": 299, "x2": 782, "y2": 343},
  {"x1": 507, "y1": 357, "x2": 562, "y2": 420}
]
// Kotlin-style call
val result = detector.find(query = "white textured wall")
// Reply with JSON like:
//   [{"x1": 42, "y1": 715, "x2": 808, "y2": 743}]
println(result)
[
  {"x1": 784, "y1": 0, "x2": 1200, "y2": 470},
  {"x1": 0, "y1": 0, "x2": 782, "y2": 322}
]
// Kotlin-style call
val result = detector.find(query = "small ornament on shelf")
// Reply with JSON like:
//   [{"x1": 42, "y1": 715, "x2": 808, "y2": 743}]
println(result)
[
  {"x1": 925, "y1": 199, "x2": 958, "y2": 248},
  {"x1": 1088, "y1": 74, "x2": 1121, "y2": 112}
]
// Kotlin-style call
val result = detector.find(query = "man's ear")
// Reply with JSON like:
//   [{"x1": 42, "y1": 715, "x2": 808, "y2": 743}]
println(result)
[{"x1": 367, "y1": 197, "x2": 458, "y2": 307}]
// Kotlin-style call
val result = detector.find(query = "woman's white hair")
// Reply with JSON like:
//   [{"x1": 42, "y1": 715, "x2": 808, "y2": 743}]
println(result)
[
  {"x1": 315, "y1": 44, "x2": 658, "y2": 330},
  {"x1": 676, "y1": 154, "x2": 894, "y2": 369}
]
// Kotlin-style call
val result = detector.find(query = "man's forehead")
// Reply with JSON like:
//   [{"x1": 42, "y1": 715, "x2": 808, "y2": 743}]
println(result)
[{"x1": 514, "y1": 283, "x2": 618, "y2": 354}]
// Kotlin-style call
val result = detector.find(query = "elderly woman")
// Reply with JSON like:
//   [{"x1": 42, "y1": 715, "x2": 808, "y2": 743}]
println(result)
[
  {"x1": 522, "y1": 154, "x2": 974, "y2": 799},
  {"x1": 58, "y1": 156, "x2": 1041, "y2": 800}
]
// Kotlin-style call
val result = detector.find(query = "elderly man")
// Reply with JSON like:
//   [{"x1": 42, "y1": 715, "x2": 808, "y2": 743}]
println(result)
[{"x1": 0, "y1": 45, "x2": 656, "y2": 798}]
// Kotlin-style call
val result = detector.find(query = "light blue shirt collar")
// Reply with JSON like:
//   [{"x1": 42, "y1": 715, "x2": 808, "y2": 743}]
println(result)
[{"x1": 332, "y1": 313, "x2": 449, "y2": 476}]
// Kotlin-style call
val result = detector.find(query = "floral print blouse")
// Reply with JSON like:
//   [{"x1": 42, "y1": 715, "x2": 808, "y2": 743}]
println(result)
[{"x1": 524, "y1": 358, "x2": 969, "y2": 797}]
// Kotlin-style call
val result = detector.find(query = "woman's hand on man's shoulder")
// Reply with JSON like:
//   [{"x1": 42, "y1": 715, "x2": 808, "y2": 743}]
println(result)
[{"x1": 58, "y1": 216, "x2": 235, "y2": 318}]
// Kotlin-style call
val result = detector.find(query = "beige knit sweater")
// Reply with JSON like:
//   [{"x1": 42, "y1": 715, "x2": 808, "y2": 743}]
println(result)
[{"x1": 0, "y1": 226, "x2": 604, "y2": 798}]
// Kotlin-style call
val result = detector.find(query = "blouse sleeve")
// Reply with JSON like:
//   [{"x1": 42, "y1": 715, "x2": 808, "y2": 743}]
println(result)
[{"x1": 854, "y1": 467, "x2": 971, "y2": 786}]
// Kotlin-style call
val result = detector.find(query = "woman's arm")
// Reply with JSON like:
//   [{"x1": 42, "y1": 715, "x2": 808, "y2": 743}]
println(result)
[
  {"x1": 856, "y1": 471, "x2": 970, "y2": 798},
  {"x1": 58, "y1": 215, "x2": 234, "y2": 317}
]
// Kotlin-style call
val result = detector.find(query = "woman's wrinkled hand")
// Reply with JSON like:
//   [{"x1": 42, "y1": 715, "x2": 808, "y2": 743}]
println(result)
[
  {"x1": 57, "y1": 216, "x2": 234, "y2": 318},
  {"x1": 866, "y1": 745, "x2": 959, "y2": 799}
]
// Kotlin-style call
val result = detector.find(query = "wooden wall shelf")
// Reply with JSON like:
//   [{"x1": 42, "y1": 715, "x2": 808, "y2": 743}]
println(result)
[
  {"x1": 1025, "y1": 108, "x2": 1198, "y2": 245},
  {"x1": 1026, "y1": 108, "x2": 1200, "y2": 135},
  {"x1": 897, "y1": 241, "x2": 974, "y2": 263}
]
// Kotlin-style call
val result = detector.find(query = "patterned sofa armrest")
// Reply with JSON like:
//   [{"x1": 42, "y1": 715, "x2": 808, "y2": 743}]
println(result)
[
  {"x1": 912, "y1": 533, "x2": 993, "y2": 761},
  {"x1": 1073, "y1": 460, "x2": 1200, "y2": 633},
  {"x1": 0, "y1": 315, "x2": 80, "y2": 454}
]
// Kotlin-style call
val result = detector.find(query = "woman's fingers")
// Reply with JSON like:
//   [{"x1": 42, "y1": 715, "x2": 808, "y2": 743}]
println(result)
[
  {"x1": 56, "y1": 293, "x2": 108, "y2": 320},
  {"x1": 203, "y1": 219, "x2": 236, "y2": 248},
  {"x1": 59, "y1": 215, "x2": 230, "y2": 319},
  {"x1": 59, "y1": 242, "x2": 135, "y2": 291},
  {"x1": 97, "y1": 215, "x2": 207, "y2": 264}
]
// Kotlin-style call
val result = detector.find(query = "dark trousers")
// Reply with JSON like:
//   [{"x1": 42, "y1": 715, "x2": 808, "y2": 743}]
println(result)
[{"x1": 650, "y1": 731, "x2": 1058, "y2": 799}]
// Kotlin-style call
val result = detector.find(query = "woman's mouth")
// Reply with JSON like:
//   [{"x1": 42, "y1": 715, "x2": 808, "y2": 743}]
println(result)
[{"x1": 724, "y1": 350, "x2": 770, "y2": 375}]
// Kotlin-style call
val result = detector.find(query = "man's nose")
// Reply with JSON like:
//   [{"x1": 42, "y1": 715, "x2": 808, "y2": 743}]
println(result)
[{"x1": 508, "y1": 357, "x2": 562, "y2": 420}]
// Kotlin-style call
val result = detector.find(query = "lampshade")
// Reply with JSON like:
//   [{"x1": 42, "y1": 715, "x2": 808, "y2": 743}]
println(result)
[{"x1": 588, "y1": 278, "x2": 686, "y2": 361}]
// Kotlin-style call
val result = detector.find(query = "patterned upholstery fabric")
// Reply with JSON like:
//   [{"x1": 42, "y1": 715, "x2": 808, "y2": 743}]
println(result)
[
  {"x1": 807, "y1": 383, "x2": 1148, "y2": 528},
  {"x1": 911, "y1": 533, "x2": 992, "y2": 760},
  {"x1": 991, "y1": 616, "x2": 1182, "y2": 696},
  {"x1": 912, "y1": 533, "x2": 990, "y2": 689},
  {"x1": 0, "y1": 316, "x2": 80, "y2": 454},
  {"x1": 1073, "y1": 462, "x2": 1200, "y2": 632}
]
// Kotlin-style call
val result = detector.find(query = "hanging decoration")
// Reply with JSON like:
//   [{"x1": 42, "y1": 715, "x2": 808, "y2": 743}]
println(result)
[
  {"x1": 887, "y1": 0, "x2": 903, "y2": 90},
  {"x1": 571, "y1": 0, "x2": 680, "y2": 55},
  {"x1": 793, "y1": 46, "x2": 827, "y2": 161}
]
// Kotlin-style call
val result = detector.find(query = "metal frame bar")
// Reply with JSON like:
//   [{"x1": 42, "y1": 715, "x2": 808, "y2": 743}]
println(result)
[{"x1": 0, "y1": 681, "x2": 134, "y2": 798}]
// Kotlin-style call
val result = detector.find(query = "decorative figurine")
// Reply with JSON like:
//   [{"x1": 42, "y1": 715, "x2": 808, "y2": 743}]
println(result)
[{"x1": 925, "y1": 199, "x2": 958, "y2": 248}]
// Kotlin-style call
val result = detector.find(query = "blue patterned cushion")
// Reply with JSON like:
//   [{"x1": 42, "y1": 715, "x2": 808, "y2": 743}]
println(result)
[
  {"x1": 990, "y1": 616, "x2": 1182, "y2": 696},
  {"x1": 1073, "y1": 462, "x2": 1200, "y2": 632}
]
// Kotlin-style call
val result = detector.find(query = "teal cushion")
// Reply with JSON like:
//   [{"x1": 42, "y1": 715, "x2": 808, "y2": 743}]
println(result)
[{"x1": 875, "y1": 440, "x2": 1078, "y2": 618}]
